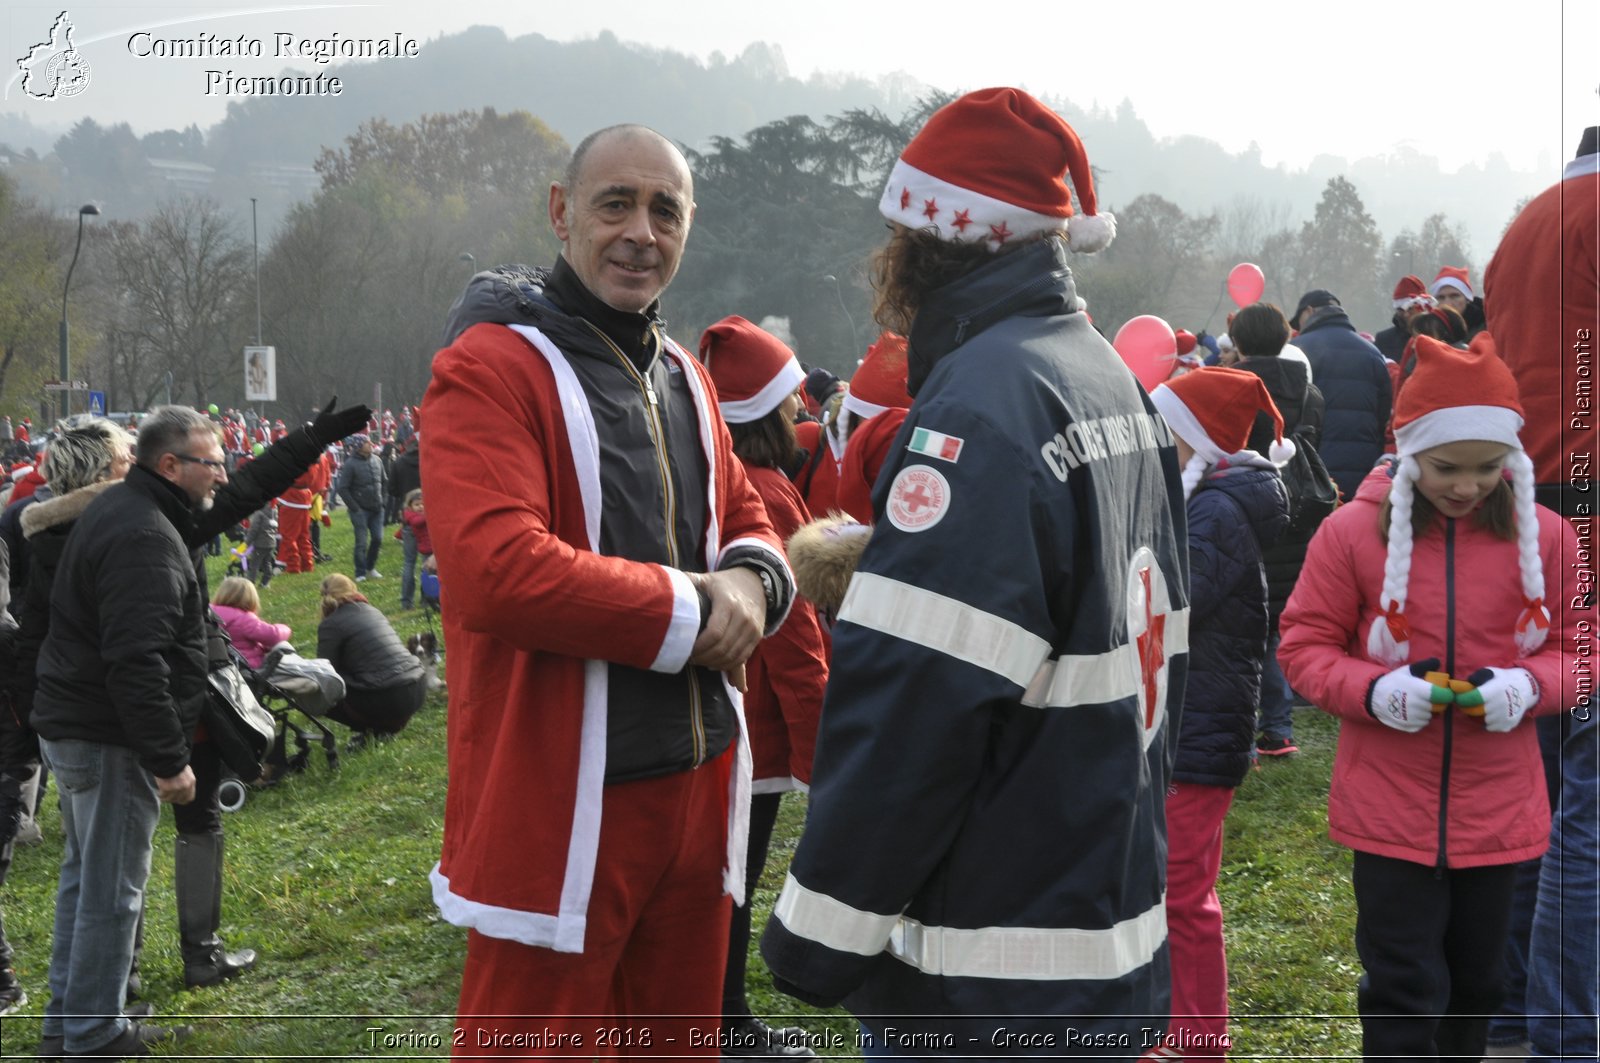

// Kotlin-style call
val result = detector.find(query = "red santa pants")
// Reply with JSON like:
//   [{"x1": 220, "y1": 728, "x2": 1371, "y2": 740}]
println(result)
[
  {"x1": 277, "y1": 505, "x2": 313, "y2": 573},
  {"x1": 1160, "y1": 780, "x2": 1235, "y2": 1060},
  {"x1": 454, "y1": 750, "x2": 733, "y2": 1059}
]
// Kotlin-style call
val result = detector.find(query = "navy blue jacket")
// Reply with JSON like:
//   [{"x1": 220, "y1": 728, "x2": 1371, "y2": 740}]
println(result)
[
  {"x1": 761, "y1": 238, "x2": 1190, "y2": 1046},
  {"x1": 1174, "y1": 460, "x2": 1288, "y2": 788},
  {"x1": 1291, "y1": 307, "x2": 1392, "y2": 501}
]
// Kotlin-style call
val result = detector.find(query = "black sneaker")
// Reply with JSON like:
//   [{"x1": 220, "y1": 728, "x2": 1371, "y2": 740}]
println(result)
[
  {"x1": 0, "y1": 968, "x2": 25, "y2": 1016},
  {"x1": 38, "y1": 1008, "x2": 150, "y2": 1062},
  {"x1": 1256, "y1": 734, "x2": 1300, "y2": 757},
  {"x1": 72, "y1": 1018, "x2": 193, "y2": 1058}
]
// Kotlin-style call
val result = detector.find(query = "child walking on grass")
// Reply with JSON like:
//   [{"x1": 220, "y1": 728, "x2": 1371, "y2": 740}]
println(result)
[
  {"x1": 1278, "y1": 335, "x2": 1584, "y2": 1060},
  {"x1": 1146, "y1": 367, "x2": 1290, "y2": 1059}
]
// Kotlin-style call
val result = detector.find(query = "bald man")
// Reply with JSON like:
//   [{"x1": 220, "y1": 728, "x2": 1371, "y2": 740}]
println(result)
[{"x1": 422, "y1": 125, "x2": 795, "y2": 1057}]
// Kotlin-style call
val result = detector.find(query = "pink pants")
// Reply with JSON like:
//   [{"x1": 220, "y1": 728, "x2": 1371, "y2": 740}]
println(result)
[{"x1": 1161, "y1": 780, "x2": 1235, "y2": 1059}]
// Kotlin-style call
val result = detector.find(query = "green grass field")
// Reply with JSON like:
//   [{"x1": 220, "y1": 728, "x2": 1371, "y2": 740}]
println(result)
[{"x1": 0, "y1": 517, "x2": 1364, "y2": 1059}]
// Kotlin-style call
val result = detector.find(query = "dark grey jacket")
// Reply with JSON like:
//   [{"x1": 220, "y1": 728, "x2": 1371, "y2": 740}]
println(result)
[
  {"x1": 316, "y1": 601, "x2": 423, "y2": 692},
  {"x1": 336, "y1": 453, "x2": 386, "y2": 513}
]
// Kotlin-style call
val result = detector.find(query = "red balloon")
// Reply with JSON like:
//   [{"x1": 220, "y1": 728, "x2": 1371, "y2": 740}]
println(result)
[
  {"x1": 1112, "y1": 315, "x2": 1178, "y2": 389},
  {"x1": 1227, "y1": 262, "x2": 1266, "y2": 307}
]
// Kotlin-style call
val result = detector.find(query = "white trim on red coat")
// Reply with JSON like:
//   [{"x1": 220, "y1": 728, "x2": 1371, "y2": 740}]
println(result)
[{"x1": 432, "y1": 324, "x2": 759, "y2": 951}]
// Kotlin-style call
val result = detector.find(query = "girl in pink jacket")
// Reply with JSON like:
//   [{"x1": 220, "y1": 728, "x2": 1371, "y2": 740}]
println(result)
[
  {"x1": 212, "y1": 575, "x2": 292, "y2": 671},
  {"x1": 1279, "y1": 336, "x2": 1585, "y2": 1060}
]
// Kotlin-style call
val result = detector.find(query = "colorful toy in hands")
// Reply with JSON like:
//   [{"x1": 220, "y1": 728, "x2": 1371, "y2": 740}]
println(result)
[{"x1": 1421, "y1": 668, "x2": 1488, "y2": 716}]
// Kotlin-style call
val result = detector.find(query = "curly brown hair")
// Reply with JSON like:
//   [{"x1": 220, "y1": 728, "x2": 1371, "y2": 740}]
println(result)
[{"x1": 871, "y1": 226, "x2": 1063, "y2": 335}]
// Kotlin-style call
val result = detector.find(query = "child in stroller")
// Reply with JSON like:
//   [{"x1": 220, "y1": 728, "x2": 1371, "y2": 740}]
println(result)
[{"x1": 214, "y1": 638, "x2": 348, "y2": 812}]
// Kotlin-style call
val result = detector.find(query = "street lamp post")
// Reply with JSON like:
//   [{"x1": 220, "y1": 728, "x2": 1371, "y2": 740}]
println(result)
[
  {"x1": 458, "y1": 251, "x2": 476, "y2": 276},
  {"x1": 822, "y1": 274, "x2": 860, "y2": 356},
  {"x1": 58, "y1": 203, "x2": 101, "y2": 419}
]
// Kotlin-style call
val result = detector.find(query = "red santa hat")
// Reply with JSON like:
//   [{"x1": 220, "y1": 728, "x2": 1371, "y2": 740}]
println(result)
[
  {"x1": 841, "y1": 332, "x2": 914, "y2": 422},
  {"x1": 1149, "y1": 367, "x2": 1294, "y2": 499},
  {"x1": 1429, "y1": 266, "x2": 1474, "y2": 301},
  {"x1": 698, "y1": 315, "x2": 806, "y2": 425},
  {"x1": 1392, "y1": 274, "x2": 1435, "y2": 310},
  {"x1": 1369, "y1": 334, "x2": 1547, "y2": 664},
  {"x1": 878, "y1": 87, "x2": 1116, "y2": 253}
]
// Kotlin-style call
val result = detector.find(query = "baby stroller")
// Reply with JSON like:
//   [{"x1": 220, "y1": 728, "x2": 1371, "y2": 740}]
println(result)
[{"x1": 217, "y1": 645, "x2": 347, "y2": 812}]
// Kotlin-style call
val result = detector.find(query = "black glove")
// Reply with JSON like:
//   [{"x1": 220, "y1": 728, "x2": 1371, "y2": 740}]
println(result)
[{"x1": 308, "y1": 396, "x2": 372, "y2": 447}]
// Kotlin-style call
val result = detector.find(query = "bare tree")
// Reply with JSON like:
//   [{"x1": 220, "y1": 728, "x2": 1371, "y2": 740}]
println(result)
[
  {"x1": 0, "y1": 176, "x2": 63, "y2": 412},
  {"x1": 103, "y1": 195, "x2": 252, "y2": 406}
]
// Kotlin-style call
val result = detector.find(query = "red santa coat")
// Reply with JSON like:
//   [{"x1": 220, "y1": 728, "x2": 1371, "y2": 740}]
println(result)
[
  {"x1": 421, "y1": 322, "x2": 786, "y2": 954},
  {"x1": 834, "y1": 407, "x2": 909, "y2": 524},
  {"x1": 740, "y1": 465, "x2": 827, "y2": 791},
  {"x1": 1484, "y1": 160, "x2": 1600, "y2": 490}
]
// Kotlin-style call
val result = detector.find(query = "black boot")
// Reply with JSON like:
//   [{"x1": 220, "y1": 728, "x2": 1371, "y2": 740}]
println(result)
[{"x1": 176, "y1": 831, "x2": 258, "y2": 989}]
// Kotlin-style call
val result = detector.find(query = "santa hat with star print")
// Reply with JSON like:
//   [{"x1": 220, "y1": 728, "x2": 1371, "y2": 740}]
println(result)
[
  {"x1": 1392, "y1": 274, "x2": 1435, "y2": 310},
  {"x1": 1148, "y1": 367, "x2": 1295, "y2": 500},
  {"x1": 878, "y1": 87, "x2": 1116, "y2": 253},
  {"x1": 1367, "y1": 333, "x2": 1548, "y2": 665},
  {"x1": 699, "y1": 315, "x2": 806, "y2": 425}
]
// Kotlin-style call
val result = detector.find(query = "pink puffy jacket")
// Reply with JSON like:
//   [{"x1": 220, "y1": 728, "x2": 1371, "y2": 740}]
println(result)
[
  {"x1": 1279, "y1": 464, "x2": 1587, "y2": 868},
  {"x1": 212, "y1": 604, "x2": 292, "y2": 671}
]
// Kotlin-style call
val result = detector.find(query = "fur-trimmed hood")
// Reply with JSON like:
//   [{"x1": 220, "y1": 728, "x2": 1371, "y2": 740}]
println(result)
[{"x1": 21, "y1": 479, "x2": 119, "y2": 539}]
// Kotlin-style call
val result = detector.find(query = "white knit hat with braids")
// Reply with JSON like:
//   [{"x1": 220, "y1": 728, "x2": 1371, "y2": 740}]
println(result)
[{"x1": 1368, "y1": 334, "x2": 1549, "y2": 665}]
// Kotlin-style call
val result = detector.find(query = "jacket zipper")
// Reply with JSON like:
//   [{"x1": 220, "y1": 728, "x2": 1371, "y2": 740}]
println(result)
[
  {"x1": 579, "y1": 321, "x2": 707, "y2": 766},
  {"x1": 1436, "y1": 519, "x2": 1456, "y2": 872}
]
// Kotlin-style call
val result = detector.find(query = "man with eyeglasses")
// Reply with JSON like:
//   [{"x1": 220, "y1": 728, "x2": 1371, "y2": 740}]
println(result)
[{"x1": 30, "y1": 405, "x2": 232, "y2": 1058}]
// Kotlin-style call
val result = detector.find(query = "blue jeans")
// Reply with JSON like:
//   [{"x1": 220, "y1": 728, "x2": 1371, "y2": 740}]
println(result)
[
  {"x1": 1256, "y1": 631, "x2": 1295, "y2": 739},
  {"x1": 1527, "y1": 707, "x2": 1599, "y2": 1063},
  {"x1": 400, "y1": 527, "x2": 419, "y2": 607},
  {"x1": 38, "y1": 738, "x2": 162, "y2": 1052},
  {"x1": 349, "y1": 506, "x2": 383, "y2": 577}
]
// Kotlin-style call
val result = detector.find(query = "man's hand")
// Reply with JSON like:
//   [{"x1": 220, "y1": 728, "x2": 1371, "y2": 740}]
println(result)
[
  {"x1": 688, "y1": 568, "x2": 767, "y2": 682},
  {"x1": 309, "y1": 396, "x2": 374, "y2": 447},
  {"x1": 157, "y1": 765, "x2": 197, "y2": 805}
]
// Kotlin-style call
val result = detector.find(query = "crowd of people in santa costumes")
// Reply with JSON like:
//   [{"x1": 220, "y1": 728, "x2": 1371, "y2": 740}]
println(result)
[{"x1": 1, "y1": 82, "x2": 1594, "y2": 1063}]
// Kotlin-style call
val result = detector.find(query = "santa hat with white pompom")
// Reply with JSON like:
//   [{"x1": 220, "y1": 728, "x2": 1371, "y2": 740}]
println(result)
[
  {"x1": 878, "y1": 87, "x2": 1117, "y2": 253},
  {"x1": 1367, "y1": 333, "x2": 1547, "y2": 665},
  {"x1": 1149, "y1": 367, "x2": 1295, "y2": 501}
]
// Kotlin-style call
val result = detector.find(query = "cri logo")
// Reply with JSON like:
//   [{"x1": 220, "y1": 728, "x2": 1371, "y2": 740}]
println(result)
[{"x1": 1126, "y1": 547, "x2": 1174, "y2": 751}]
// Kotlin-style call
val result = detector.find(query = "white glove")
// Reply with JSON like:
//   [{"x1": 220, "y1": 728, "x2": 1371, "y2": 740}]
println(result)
[
  {"x1": 1461, "y1": 667, "x2": 1538, "y2": 733},
  {"x1": 1367, "y1": 658, "x2": 1448, "y2": 733}
]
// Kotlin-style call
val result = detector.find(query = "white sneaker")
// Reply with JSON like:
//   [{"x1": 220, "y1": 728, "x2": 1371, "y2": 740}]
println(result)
[
  {"x1": 368, "y1": 569, "x2": 383, "y2": 579},
  {"x1": 355, "y1": 574, "x2": 367, "y2": 583}
]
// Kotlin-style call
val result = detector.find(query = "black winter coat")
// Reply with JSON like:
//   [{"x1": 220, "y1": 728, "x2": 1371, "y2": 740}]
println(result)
[
  {"x1": 32, "y1": 466, "x2": 205, "y2": 778},
  {"x1": 1174, "y1": 460, "x2": 1288, "y2": 788},
  {"x1": 317, "y1": 601, "x2": 423, "y2": 692},
  {"x1": 1236, "y1": 355, "x2": 1326, "y2": 627},
  {"x1": 1292, "y1": 307, "x2": 1392, "y2": 501},
  {"x1": 10, "y1": 481, "x2": 118, "y2": 724}
]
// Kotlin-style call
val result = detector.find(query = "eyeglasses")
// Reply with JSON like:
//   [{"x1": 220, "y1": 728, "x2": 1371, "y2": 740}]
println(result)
[{"x1": 173, "y1": 454, "x2": 227, "y2": 471}]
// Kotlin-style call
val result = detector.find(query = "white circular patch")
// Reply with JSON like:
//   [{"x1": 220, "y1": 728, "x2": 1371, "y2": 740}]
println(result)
[
  {"x1": 886, "y1": 464, "x2": 951, "y2": 533},
  {"x1": 1125, "y1": 546, "x2": 1175, "y2": 752}
]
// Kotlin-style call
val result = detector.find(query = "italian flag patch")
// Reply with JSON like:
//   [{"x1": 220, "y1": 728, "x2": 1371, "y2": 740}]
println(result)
[{"x1": 907, "y1": 427, "x2": 964, "y2": 463}]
